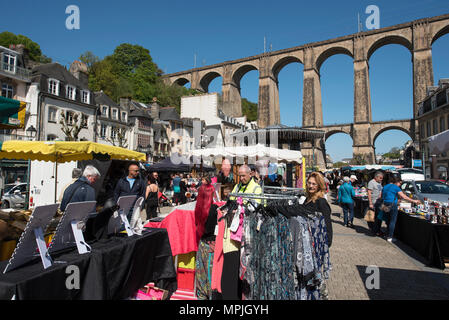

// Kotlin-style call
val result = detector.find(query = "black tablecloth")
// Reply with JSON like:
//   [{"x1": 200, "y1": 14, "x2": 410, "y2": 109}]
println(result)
[
  {"x1": 394, "y1": 211, "x2": 449, "y2": 269},
  {"x1": 354, "y1": 197, "x2": 369, "y2": 219},
  {"x1": 0, "y1": 228, "x2": 177, "y2": 300}
]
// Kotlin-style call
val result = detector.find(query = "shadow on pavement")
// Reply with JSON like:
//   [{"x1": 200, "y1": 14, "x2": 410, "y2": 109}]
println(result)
[{"x1": 356, "y1": 265, "x2": 449, "y2": 300}]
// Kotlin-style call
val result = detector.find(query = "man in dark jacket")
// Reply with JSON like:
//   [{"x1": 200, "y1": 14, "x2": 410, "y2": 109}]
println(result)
[
  {"x1": 113, "y1": 162, "x2": 146, "y2": 217},
  {"x1": 60, "y1": 165, "x2": 100, "y2": 211}
]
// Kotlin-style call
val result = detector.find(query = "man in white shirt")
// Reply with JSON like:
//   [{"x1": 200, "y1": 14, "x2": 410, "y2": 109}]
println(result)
[{"x1": 367, "y1": 171, "x2": 384, "y2": 233}]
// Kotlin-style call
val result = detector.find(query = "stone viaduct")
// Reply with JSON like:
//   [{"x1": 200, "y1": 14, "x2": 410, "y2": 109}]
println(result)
[{"x1": 163, "y1": 14, "x2": 449, "y2": 168}]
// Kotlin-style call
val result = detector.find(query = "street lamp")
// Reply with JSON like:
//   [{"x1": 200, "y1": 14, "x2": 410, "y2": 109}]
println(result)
[{"x1": 26, "y1": 125, "x2": 37, "y2": 140}]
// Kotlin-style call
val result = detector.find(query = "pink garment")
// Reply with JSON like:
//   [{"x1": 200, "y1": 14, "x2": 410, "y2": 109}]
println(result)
[
  {"x1": 211, "y1": 176, "x2": 218, "y2": 184},
  {"x1": 194, "y1": 183, "x2": 215, "y2": 245},
  {"x1": 230, "y1": 202, "x2": 244, "y2": 242},
  {"x1": 144, "y1": 209, "x2": 197, "y2": 256},
  {"x1": 211, "y1": 209, "x2": 225, "y2": 293}
]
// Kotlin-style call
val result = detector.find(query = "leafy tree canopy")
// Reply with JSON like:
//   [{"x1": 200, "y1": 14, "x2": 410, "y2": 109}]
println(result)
[{"x1": 0, "y1": 31, "x2": 51, "y2": 63}]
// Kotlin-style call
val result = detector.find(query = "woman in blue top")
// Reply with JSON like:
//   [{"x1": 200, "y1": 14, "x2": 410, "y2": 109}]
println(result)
[
  {"x1": 374, "y1": 176, "x2": 420, "y2": 242},
  {"x1": 338, "y1": 176, "x2": 356, "y2": 228}
]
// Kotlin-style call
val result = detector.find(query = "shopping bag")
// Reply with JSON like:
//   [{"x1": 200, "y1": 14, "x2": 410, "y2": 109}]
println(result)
[{"x1": 364, "y1": 209, "x2": 375, "y2": 222}]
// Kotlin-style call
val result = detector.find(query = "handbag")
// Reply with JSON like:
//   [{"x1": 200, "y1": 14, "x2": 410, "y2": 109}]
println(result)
[
  {"x1": 364, "y1": 209, "x2": 375, "y2": 222},
  {"x1": 380, "y1": 202, "x2": 393, "y2": 213}
]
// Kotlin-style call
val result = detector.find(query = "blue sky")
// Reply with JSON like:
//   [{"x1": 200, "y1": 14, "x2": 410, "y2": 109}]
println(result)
[{"x1": 2, "y1": 0, "x2": 449, "y2": 161}]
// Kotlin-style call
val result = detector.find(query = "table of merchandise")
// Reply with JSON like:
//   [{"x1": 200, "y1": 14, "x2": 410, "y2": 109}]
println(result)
[
  {"x1": 353, "y1": 196, "x2": 369, "y2": 219},
  {"x1": 394, "y1": 210, "x2": 449, "y2": 269},
  {"x1": 0, "y1": 228, "x2": 177, "y2": 300}
]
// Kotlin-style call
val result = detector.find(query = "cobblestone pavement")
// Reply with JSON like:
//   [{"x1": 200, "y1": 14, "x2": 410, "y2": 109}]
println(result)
[{"x1": 327, "y1": 194, "x2": 449, "y2": 300}]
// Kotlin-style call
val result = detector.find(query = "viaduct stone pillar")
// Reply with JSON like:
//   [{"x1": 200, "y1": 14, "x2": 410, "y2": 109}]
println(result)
[
  {"x1": 190, "y1": 70, "x2": 205, "y2": 93},
  {"x1": 412, "y1": 21, "x2": 434, "y2": 118},
  {"x1": 301, "y1": 47, "x2": 326, "y2": 170},
  {"x1": 257, "y1": 56, "x2": 280, "y2": 128},
  {"x1": 353, "y1": 36, "x2": 375, "y2": 164},
  {"x1": 221, "y1": 65, "x2": 242, "y2": 117}
]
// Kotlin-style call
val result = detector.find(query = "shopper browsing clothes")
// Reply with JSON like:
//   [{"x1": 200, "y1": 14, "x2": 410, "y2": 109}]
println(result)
[
  {"x1": 373, "y1": 176, "x2": 421, "y2": 242},
  {"x1": 303, "y1": 171, "x2": 333, "y2": 299},
  {"x1": 338, "y1": 176, "x2": 355, "y2": 228},
  {"x1": 145, "y1": 175, "x2": 159, "y2": 220}
]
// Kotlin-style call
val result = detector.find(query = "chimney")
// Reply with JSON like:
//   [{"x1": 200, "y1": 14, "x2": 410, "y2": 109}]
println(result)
[
  {"x1": 11, "y1": 44, "x2": 30, "y2": 69},
  {"x1": 151, "y1": 97, "x2": 160, "y2": 120},
  {"x1": 69, "y1": 60, "x2": 89, "y2": 87},
  {"x1": 120, "y1": 97, "x2": 132, "y2": 108}
]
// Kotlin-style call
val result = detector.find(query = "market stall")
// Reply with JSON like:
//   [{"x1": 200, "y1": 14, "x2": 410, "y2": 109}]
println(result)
[
  {"x1": 395, "y1": 202, "x2": 449, "y2": 269},
  {"x1": 0, "y1": 228, "x2": 177, "y2": 299}
]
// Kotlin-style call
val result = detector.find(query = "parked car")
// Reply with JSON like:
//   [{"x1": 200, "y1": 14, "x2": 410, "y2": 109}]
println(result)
[
  {"x1": 401, "y1": 180, "x2": 449, "y2": 203},
  {"x1": 0, "y1": 183, "x2": 27, "y2": 209},
  {"x1": 397, "y1": 168, "x2": 425, "y2": 181}
]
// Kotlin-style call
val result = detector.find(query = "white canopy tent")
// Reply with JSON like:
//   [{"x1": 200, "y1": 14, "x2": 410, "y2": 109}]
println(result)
[{"x1": 190, "y1": 144, "x2": 303, "y2": 163}]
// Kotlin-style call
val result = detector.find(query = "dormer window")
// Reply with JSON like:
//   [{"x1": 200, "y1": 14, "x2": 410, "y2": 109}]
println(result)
[
  {"x1": 48, "y1": 78, "x2": 59, "y2": 95},
  {"x1": 66, "y1": 85, "x2": 76, "y2": 100},
  {"x1": 111, "y1": 108, "x2": 118, "y2": 120},
  {"x1": 81, "y1": 90, "x2": 90, "y2": 104},
  {"x1": 2, "y1": 53, "x2": 16, "y2": 73},
  {"x1": 101, "y1": 105, "x2": 109, "y2": 117},
  {"x1": 121, "y1": 111, "x2": 127, "y2": 123}
]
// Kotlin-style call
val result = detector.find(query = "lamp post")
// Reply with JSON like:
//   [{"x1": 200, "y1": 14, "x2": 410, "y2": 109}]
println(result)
[{"x1": 26, "y1": 125, "x2": 37, "y2": 141}]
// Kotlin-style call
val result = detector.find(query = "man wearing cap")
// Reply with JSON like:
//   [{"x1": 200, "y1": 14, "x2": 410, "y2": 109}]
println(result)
[{"x1": 350, "y1": 174, "x2": 359, "y2": 187}]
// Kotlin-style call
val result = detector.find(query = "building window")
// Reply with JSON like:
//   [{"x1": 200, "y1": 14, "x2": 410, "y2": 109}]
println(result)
[
  {"x1": 81, "y1": 90, "x2": 90, "y2": 104},
  {"x1": 101, "y1": 106, "x2": 108, "y2": 117},
  {"x1": 433, "y1": 119, "x2": 438, "y2": 135},
  {"x1": 427, "y1": 121, "x2": 431, "y2": 137},
  {"x1": 66, "y1": 111, "x2": 75, "y2": 126},
  {"x1": 111, "y1": 108, "x2": 118, "y2": 120},
  {"x1": 66, "y1": 85, "x2": 76, "y2": 100},
  {"x1": 100, "y1": 124, "x2": 107, "y2": 138},
  {"x1": 420, "y1": 124, "x2": 425, "y2": 138},
  {"x1": 1, "y1": 83, "x2": 13, "y2": 98},
  {"x1": 81, "y1": 114, "x2": 88, "y2": 128},
  {"x1": 48, "y1": 106, "x2": 57, "y2": 123},
  {"x1": 48, "y1": 79, "x2": 59, "y2": 95},
  {"x1": 2, "y1": 53, "x2": 16, "y2": 72},
  {"x1": 121, "y1": 111, "x2": 127, "y2": 123},
  {"x1": 441, "y1": 117, "x2": 446, "y2": 133},
  {"x1": 110, "y1": 126, "x2": 116, "y2": 139}
]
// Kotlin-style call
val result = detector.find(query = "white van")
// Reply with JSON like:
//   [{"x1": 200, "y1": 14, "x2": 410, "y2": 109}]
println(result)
[{"x1": 396, "y1": 168, "x2": 425, "y2": 181}]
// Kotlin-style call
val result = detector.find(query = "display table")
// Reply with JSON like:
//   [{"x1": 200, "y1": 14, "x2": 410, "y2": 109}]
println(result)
[
  {"x1": 353, "y1": 196, "x2": 369, "y2": 219},
  {"x1": 0, "y1": 228, "x2": 177, "y2": 300},
  {"x1": 394, "y1": 211, "x2": 449, "y2": 269}
]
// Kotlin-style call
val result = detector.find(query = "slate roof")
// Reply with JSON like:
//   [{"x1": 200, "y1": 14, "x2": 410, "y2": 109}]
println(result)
[
  {"x1": 93, "y1": 91, "x2": 119, "y2": 107},
  {"x1": 32, "y1": 63, "x2": 87, "y2": 89},
  {"x1": 159, "y1": 107, "x2": 180, "y2": 122}
]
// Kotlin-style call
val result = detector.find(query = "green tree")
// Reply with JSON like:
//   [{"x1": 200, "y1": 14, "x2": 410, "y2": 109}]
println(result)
[
  {"x1": 79, "y1": 51, "x2": 100, "y2": 71},
  {"x1": 241, "y1": 98, "x2": 258, "y2": 122},
  {"x1": 0, "y1": 31, "x2": 51, "y2": 63}
]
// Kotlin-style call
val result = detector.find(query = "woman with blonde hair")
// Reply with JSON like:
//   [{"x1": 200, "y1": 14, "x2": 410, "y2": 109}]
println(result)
[
  {"x1": 303, "y1": 171, "x2": 333, "y2": 300},
  {"x1": 304, "y1": 172, "x2": 333, "y2": 247}
]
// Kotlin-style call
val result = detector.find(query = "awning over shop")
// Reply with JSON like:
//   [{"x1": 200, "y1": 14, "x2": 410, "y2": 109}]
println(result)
[
  {"x1": 0, "y1": 96, "x2": 26, "y2": 129},
  {"x1": 428, "y1": 129, "x2": 449, "y2": 155},
  {"x1": 0, "y1": 141, "x2": 146, "y2": 163},
  {"x1": 191, "y1": 144, "x2": 303, "y2": 163}
]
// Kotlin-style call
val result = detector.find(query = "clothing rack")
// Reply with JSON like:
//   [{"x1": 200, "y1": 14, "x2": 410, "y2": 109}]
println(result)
[{"x1": 229, "y1": 192, "x2": 298, "y2": 201}]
